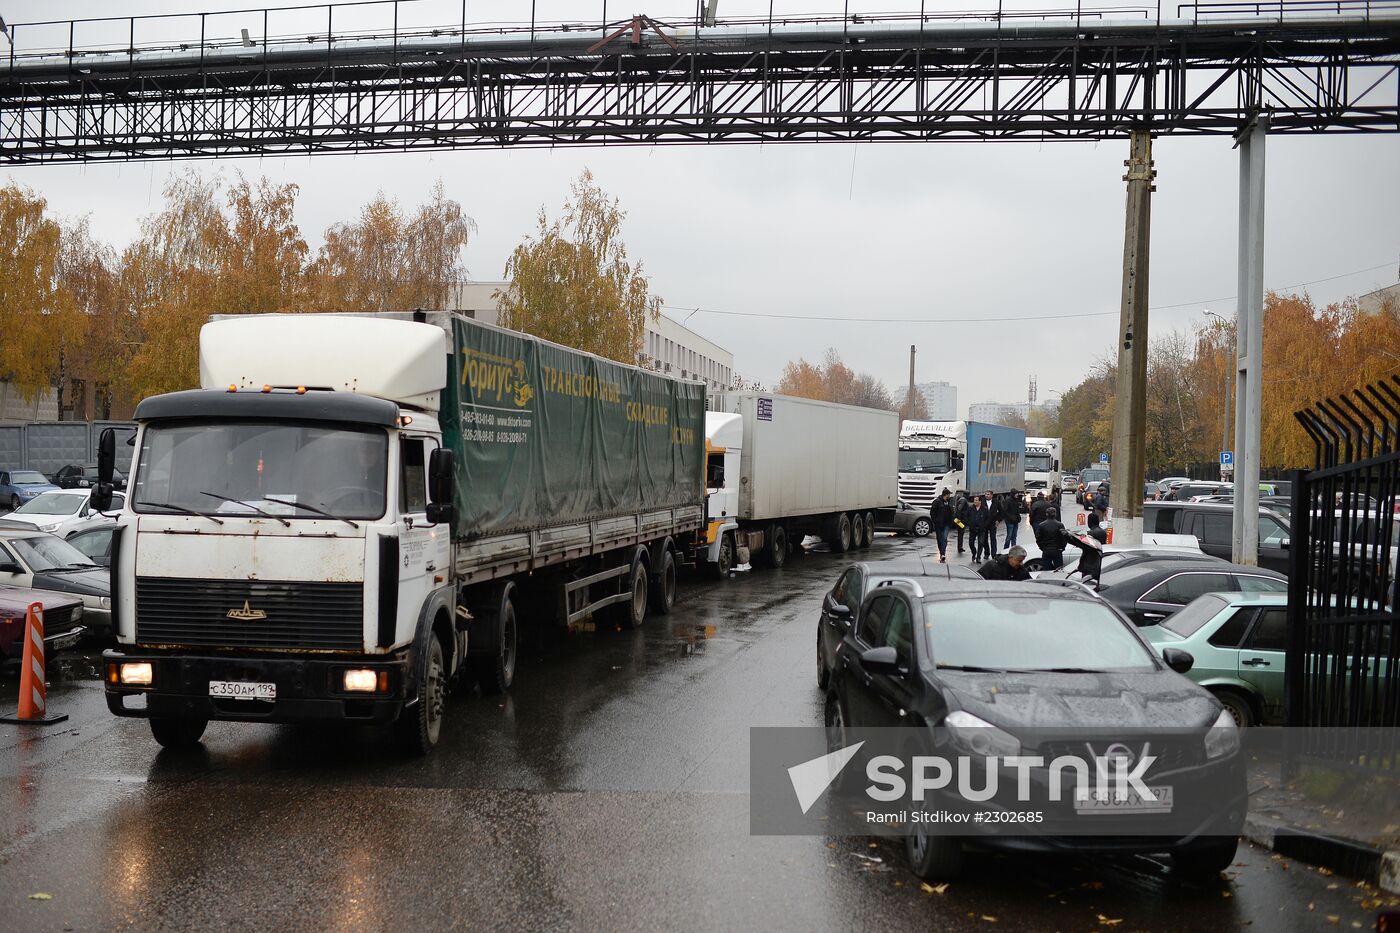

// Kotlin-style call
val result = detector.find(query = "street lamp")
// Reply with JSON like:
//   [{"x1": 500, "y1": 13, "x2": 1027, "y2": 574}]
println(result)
[{"x1": 1203, "y1": 309, "x2": 1234, "y2": 479}]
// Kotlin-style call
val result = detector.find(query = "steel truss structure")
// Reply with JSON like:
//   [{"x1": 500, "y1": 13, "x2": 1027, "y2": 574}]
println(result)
[{"x1": 2, "y1": 2, "x2": 1399, "y2": 162}]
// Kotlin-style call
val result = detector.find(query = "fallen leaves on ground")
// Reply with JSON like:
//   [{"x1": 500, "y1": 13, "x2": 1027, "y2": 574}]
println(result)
[{"x1": 27, "y1": 893, "x2": 52, "y2": 901}]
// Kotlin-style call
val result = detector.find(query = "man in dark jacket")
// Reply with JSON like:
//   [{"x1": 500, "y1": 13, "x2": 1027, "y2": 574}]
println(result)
[
  {"x1": 1000, "y1": 491, "x2": 1023, "y2": 550},
  {"x1": 1033, "y1": 507, "x2": 1084, "y2": 570},
  {"x1": 1028, "y1": 492, "x2": 1052, "y2": 533},
  {"x1": 1073, "y1": 513, "x2": 1109, "y2": 583},
  {"x1": 952, "y1": 490, "x2": 970, "y2": 555},
  {"x1": 930, "y1": 489, "x2": 955, "y2": 563},
  {"x1": 967, "y1": 495, "x2": 993, "y2": 562},
  {"x1": 978, "y1": 545, "x2": 1030, "y2": 581}
]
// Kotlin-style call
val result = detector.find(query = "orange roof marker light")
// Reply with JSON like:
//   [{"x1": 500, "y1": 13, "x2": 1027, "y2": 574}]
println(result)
[
  {"x1": 227, "y1": 384, "x2": 237, "y2": 393},
  {"x1": 296, "y1": 386, "x2": 307, "y2": 395},
  {"x1": 261, "y1": 385, "x2": 272, "y2": 393}
]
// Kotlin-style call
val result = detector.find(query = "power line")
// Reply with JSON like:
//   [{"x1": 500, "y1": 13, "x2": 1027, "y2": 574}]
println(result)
[{"x1": 662, "y1": 260, "x2": 1397, "y2": 326}]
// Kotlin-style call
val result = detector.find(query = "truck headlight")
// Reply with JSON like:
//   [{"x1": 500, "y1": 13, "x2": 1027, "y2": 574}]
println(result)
[
  {"x1": 342, "y1": 669, "x2": 386, "y2": 693},
  {"x1": 117, "y1": 662, "x2": 154, "y2": 686},
  {"x1": 1205, "y1": 710, "x2": 1240, "y2": 760}
]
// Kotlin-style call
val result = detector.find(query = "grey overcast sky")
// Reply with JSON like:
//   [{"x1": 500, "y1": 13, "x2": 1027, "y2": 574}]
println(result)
[{"x1": 5, "y1": 1, "x2": 1399, "y2": 416}]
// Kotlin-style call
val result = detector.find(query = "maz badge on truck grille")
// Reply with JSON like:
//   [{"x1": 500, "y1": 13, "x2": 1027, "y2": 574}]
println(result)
[{"x1": 227, "y1": 600, "x2": 268, "y2": 621}]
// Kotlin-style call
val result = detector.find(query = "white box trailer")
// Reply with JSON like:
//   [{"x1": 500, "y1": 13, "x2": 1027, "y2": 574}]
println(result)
[{"x1": 704, "y1": 392, "x2": 897, "y2": 568}]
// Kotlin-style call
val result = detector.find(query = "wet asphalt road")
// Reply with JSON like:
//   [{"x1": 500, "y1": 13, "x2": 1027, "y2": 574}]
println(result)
[{"x1": 1, "y1": 520, "x2": 1392, "y2": 931}]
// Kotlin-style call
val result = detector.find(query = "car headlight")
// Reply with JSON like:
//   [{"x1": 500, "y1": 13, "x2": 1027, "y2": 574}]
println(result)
[
  {"x1": 39, "y1": 523, "x2": 60, "y2": 533},
  {"x1": 99, "y1": 596, "x2": 111, "y2": 609},
  {"x1": 944, "y1": 710, "x2": 1022, "y2": 758},
  {"x1": 1205, "y1": 709, "x2": 1240, "y2": 760}
]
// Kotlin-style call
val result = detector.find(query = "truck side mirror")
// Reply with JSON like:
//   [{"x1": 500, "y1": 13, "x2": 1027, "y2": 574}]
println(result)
[
  {"x1": 951, "y1": 453, "x2": 965, "y2": 471},
  {"x1": 426, "y1": 447, "x2": 455, "y2": 526},
  {"x1": 91, "y1": 428, "x2": 116, "y2": 512}
]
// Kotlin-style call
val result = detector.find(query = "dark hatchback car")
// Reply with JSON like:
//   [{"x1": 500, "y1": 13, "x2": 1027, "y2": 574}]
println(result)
[
  {"x1": 824, "y1": 578, "x2": 1244, "y2": 881},
  {"x1": 817, "y1": 559, "x2": 981, "y2": 690},
  {"x1": 1092, "y1": 558, "x2": 1287, "y2": 626},
  {"x1": 0, "y1": 585, "x2": 85, "y2": 663},
  {"x1": 53, "y1": 463, "x2": 127, "y2": 490}
]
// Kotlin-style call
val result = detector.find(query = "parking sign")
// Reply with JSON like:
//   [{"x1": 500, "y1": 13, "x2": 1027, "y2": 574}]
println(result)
[{"x1": 1220, "y1": 450, "x2": 1234, "y2": 466}]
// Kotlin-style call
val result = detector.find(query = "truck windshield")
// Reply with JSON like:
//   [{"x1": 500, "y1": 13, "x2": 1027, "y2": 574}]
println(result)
[
  {"x1": 1025, "y1": 454, "x2": 1054, "y2": 473},
  {"x1": 133, "y1": 421, "x2": 388, "y2": 521},
  {"x1": 899, "y1": 449, "x2": 950, "y2": 474}
]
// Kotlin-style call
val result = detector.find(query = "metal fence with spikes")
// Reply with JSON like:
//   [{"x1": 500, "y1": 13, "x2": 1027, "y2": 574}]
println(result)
[{"x1": 1286, "y1": 375, "x2": 1399, "y2": 757}]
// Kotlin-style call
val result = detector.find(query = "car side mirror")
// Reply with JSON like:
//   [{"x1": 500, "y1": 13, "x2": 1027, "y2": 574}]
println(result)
[
  {"x1": 827, "y1": 602, "x2": 852, "y2": 625},
  {"x1": 1280, "y1": 539, "x2": 1290, "y2": 549},
  {"x1": 0, "y1": 561, "x2": 22, "y2": 574},
  {"x1": 92, "y1": 429, "x2": 117, "y2": 512},
  {"x1": 1161, "y1": 647, "x2": 1194, "y2": 674},
  {"x1": 860, "y1": 645, "x2": 901, "y2": 674}
]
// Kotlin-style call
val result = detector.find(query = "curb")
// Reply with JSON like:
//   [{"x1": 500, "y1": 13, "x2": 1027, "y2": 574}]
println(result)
[{"x1": 1244, "y1": 813, "x2": 1400, "y2": 894}]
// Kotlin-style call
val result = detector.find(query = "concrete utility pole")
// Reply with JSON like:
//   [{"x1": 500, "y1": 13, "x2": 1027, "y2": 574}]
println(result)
[
  {"x1": 1232, "y1": 115, "x2": 1268, "y2": 565},
  {"x1": 1109, "y1": 130, "x2": 1155, "y2": 547},
  {"x1": 906, "y1": 345, "x2": 917, "y2": 415}
]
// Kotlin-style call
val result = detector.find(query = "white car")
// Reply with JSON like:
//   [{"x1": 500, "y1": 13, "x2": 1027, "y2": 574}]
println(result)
[{"x1": 1, "y1": 488, "x2": 126, "y2": 536}]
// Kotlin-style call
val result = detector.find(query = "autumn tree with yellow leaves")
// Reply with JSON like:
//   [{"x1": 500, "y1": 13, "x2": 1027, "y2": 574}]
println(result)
[{"x1": 495, "y1": 170, "x2": 661, "y2": 365}]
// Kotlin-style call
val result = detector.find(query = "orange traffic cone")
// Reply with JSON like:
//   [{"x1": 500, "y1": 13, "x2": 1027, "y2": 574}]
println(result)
[{"x1": 1, "y1": 603, "x2": 69, "y2": 725}]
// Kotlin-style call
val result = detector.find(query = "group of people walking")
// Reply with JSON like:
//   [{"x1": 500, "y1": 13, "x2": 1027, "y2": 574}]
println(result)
[{"x1": 920, "y1": 487, "x2": 1111, "y2": 584}]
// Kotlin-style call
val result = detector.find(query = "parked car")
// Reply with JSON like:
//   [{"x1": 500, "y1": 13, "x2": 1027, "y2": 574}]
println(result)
[
  {"x1": 1143, "y1": 501, "x2": 1291, "y2": 573},
  {"x1": 0, "y1": 584, "x2": 85, "y2": 663},
  {"x1": 1061, "y1": 473, "x2": 1078, "y2": 493},
  {"x1": 2, "y1": 488, "x2": 126, "y2": 537},
  {"x1": 53, "y1": 463, "x2": 128, "y2": 491},
  {"x1": 1166, "y1": 482, "x2": 1233, "y2": 502},
  {"x1": 1034, "y1": 544, "x2": 1217, "y2": 579},
  {"x1": 824, "y1": 576, "x2": 1243, "y2": 880},
  {"x1": 0, "y1": 528, "x2": 112, "y2": 636},
  {"x1": 817, "y1": 559, "x2": 981, "y2": 690},
  {"x1": 1090, "y1": 557, "x2": 1287, "y2": 626},
  {"x1": 62, "y1": 523, "x2": 117, "y2": 567},
  {"x1": 0, "y1": 469, "x2": 60, "y2": 512},
  {"x1": 1138, "y1": 592, "x2": 1297, "y2": 727},
  {"x1": 1153, "y1": 476, "x2": 1193, "y2": 499},
  {"x1": 874, "y1": 501, "x2": 933, "y2": 537},
  {"x1": 1259, "y1": 495, "x2": 1292, "y2": 517}
]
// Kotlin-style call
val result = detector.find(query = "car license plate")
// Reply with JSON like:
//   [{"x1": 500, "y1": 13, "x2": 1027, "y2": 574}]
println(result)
[
  {"x1": 1074, "y1": 785, "x2": 1173, "y2": 814},
  {"x1": 209, "y1": 680, "x2": 275, "y2": 701}
]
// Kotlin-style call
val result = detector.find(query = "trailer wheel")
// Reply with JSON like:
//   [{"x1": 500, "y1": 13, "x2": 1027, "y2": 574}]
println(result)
[
  {"x1": 862, "y1": 512, "x2": 876, "y2": 548},
  {"x1": 396, "y1": 634, "x2": 445, "y2": 755},
  {"x1": 619, "y1": 560, "x2": 649, "y2": 629},
  {"x1": 711, "y1": 532, "x2": 735, "y2": 579},
  {"x1": 831, "y1": 513, "x2": 853, "y2": 553},
  {"x1": 472, "y1": 583, "x2": 517, "y2": 695},
  {"x1": 649, "y1": 548, "x2": 677, "y2": 615},
  {"x1": 768, "y1": 524, "x2": 788, "y2": 568},
  {"x1": 850, "y1": 513, "x2": 865, "y2": 552}
]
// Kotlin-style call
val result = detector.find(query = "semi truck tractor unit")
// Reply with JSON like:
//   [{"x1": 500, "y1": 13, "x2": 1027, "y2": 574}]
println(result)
[
  {"x1": 1023, "y1": 436, "x2": 1064, "y2": 497},
  {"x1": 897, "y1": 420, "x2": 1026, "y2": 504},
  {"x1": 98, "y1": 312, "x2": 897, "y2": 755}
]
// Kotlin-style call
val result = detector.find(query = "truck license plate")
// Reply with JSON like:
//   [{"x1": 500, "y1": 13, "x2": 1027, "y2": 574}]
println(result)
[
  {"x1": 1074, "y1": 785, "x2": 1173, "y2": 814},
  {"x1": 209, "y1": 680, "x2": 276, "y2": 701}
]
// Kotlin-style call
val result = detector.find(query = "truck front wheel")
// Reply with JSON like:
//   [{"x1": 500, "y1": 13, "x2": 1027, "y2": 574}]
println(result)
[
  {"x1": 396, "y1": 635, "x2": 445, "y2": 755},
  {"x1": 710, "y1": 533, "x2": 734, "y2": 579},
  {"x1": 149, "y1": 717, "x2": 207, "y2": 750}
]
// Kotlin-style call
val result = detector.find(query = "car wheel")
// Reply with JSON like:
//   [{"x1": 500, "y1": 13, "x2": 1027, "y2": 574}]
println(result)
[
  {"x1": 1170, "y1": 836, "x2": 1238, "y2": 880},
  {"x1": 1023, "y1": 558, "x2": 1046, "y2": 572},
  {"x1": 396, "y1": 634, "x2": 445, "y2": 754},
  {"x1": 823, "y1": 690, "x2": 855, "y2": 791},
  {"x1": 1212, "y1": 689, "x2": 1255, "y2": 729},
  {"x1": 149, "y1": 717, "x2": 208, "y2": 750},
  {"x1": 9, "y1": 495, "x2": 18, "y2": 511},
  {"x1": 905, "y1": 826, "x2": 966, "y2": 881},
  {"x1": 816, "y1": 630, "x2": 829, "y2": 691},
  {"x1": 912, "y1": 518, "x2": 931, "y2": 538}
]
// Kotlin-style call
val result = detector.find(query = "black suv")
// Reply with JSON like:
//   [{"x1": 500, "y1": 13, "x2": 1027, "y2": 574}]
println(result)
[
  {"x1": 53, "y1": 463, "x2": 126, "y2": 490},
  {"x1": 1143, "y1": 501, "x2": 1290, "y2": 572}
]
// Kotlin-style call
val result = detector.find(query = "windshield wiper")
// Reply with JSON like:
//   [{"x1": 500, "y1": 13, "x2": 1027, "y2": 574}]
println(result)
[
  {"x1": 1031, "y1": 667, "x2": 1101, "y2": 674},
  {"x1": 199, "y1": 491, "x2": 291, "y2": 527},
  {"x1": 262, "y1": 496, "x2": 358, "y2": 529},
  {"x1": 44, "y1": 563, "x2": 98, "y2": 573},
  {"x1": 137, "y1": 500, "x2": 224, "y2": 525},
  {"x1": 936, "y1": 664, "x2": 1006, "y2": 673}
]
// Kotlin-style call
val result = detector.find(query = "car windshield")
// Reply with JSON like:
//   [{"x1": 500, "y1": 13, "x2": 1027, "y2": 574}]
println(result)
[
  {"x1": 923, "y1": 596, "x2": 1156, "y2": 671},
  {"x1": 1161, "y1": 593, "x2": 1231, "y2": 637},
  {"x1": 9, "y1": 471, "x2": 48, "y2": 485},
  {"x1": 899, "y1": 449, "x2": 950, "y2": 474},
  {"x1": 134, "y1": 421, "x2": 389, "y2": 520},
  {"x1": 7, "y1": 535, "x2": 96, "y2": 572},
  {"x1": 14, "y1": 493, "x2": 83, "y2": 516}
]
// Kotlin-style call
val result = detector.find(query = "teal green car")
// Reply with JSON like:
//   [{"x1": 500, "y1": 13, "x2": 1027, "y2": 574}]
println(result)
[{"x1": 1139, "y1": 592, "x2": 1289, "y2": 728}]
